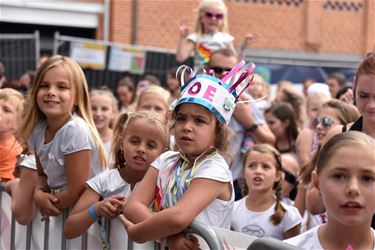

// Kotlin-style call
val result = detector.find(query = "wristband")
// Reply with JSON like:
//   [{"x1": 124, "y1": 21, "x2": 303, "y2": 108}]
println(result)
[{"x1": 89, "y1": 204, "x2": 99, "y2": 221}]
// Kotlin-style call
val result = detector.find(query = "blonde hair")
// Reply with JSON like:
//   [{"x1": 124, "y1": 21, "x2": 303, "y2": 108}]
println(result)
[
  {"x1": 306, "y1": 92, "x2": 331, "y2": 109},
  {"x1": 18, "y1": 55, "x2": 108, "y2": 168},
  {"x1": 244, "y1": 144, "x2": 286, "y2": 226},
  {"x1": 136, "y1": 85, "x2": 171, "y2": 111},
  {"x1": 111, "y1": 111, "x2": 169, "y2": 169},
  {"x1": 0, "y1": 88, "x2": 25, "y2": 118},
  {"x1": 193, "y1": 0, "x2": 229, "y2": 35}
]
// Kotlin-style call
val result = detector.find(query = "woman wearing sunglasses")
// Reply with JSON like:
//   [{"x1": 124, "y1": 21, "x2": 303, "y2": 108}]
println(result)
[
  {"x1": 176, "y1": 0, "x2": 236, "y2": 69},
  {"x1": 315, "y1": 99, "x2": 360, "y2": 146}
]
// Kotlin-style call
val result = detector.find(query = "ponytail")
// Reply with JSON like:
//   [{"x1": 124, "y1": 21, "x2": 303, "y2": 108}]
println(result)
[{"x1": 270, "y1": 181, "x2": 286, "y2": 225}]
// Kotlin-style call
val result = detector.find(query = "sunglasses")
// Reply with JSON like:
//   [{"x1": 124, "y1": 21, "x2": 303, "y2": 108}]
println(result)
[
  {"x1": 210, "y1": 66, "x2": 232, "y2": 74},
  {"x1": 283, "y1": 169, "x2": 297, "y2": 185},
  {"x1": 204, "y1": 11, "x2": 224, "y2": 20},
  {"x1": 313, "y1": 117, "x2": 334, "y2": 128}
]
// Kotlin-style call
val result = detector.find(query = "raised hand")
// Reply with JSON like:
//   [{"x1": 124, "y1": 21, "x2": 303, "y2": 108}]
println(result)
[{"x1": 179, "y1": 19, "x2": 191, "y2": 38}]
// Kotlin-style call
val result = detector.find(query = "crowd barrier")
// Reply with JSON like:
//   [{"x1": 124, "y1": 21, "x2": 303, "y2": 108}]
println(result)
[{"x1": 1, "y1": 183, "x2": 299, "y2": 250}]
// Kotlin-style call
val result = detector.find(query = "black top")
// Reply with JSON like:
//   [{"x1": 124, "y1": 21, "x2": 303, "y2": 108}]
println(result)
[{"x1": 342, "y1": 116, "x2": 363, "y2": 132}]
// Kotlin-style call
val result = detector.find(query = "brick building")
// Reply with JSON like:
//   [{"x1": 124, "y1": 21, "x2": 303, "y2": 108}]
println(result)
[
  {"x1": 108, "y1": 0, "x2": 374, "y2": 65},
  {"x1": 1, "y1": 0, "x2": 373, "y2": 82}
]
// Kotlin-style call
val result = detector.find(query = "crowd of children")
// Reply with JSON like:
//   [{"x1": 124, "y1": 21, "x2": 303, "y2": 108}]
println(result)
[{"x1": 1, "y1": 0, "x2": 375, "y2": 249}]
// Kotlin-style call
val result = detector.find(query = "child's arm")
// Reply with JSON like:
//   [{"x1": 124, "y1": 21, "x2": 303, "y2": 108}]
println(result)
[
  {"x1": 53, "y1": 150, "x2": 91, "y2": 210},
  {"x1": 6, "y1": 167, "x2": 37, "y2": 225},
  {"x1": 237, "y1": 33, "x2": 255, "y2": 61},
  {"x1": 124, "y1": 167, "x2": 159, "y2": 223},
  {"x1": 64, "y1": 186, "x2": 125, "y2": 239},
  {"x1": 33, "y1": 155, "x2": 61, "y2": 216},
  {"x1": 176, "y1": 22, "x2": 195, "y2": 63},
  {"x1": 123, "y1": 177, "x2": 228, "y2": 243}
]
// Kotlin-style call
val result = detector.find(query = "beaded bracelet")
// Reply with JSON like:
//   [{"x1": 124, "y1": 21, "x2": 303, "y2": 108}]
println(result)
[{"x1": 89, "y1": 204, "x2": 99, "y2": 221}]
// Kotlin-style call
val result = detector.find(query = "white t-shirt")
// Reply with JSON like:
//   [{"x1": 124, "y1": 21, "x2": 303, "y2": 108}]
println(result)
[
  {"x1": 86, "y1": 168, "x2": 136, "y2": 249},
  {"x1": 20, "y1": 154, "x2": 37, "y2": 170},
  {"x1": 29, "y1": 115, "x2": 102, "y2": 189},
  {"x1": 87, "y1": 168, "x2": 133, "y2": 198},
  {"x1": 284, "y1": 225, "x2": 375, "y2": 250},
  {"x1": 187, "y1": 32, "x2": 234, "y2": 67},
  {"x1": 152, "y1": 150, "x2": 234, "y2": 229},
  {"x1": 231, "y1": 197, "x2": 302, "y2": 240}
]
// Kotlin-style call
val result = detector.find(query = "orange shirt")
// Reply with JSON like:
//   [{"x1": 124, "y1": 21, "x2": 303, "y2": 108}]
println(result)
[{"x1": 0, "y1": 135, "x2": 22, "y2": 181}]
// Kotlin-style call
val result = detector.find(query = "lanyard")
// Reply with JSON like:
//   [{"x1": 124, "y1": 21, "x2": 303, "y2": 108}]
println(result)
[{"x1": 160, "y1": 148, "x2": 218, "y2": 209}]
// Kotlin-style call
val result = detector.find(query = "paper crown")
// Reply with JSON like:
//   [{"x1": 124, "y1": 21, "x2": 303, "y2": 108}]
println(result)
[{"x1": 172, "y1": 60, "x2": 256, "y2": 124}]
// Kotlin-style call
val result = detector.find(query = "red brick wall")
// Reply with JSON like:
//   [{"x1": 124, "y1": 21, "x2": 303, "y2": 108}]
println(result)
[{"x1": 110, "y1": 0, "x2": 372, "y2": 55}]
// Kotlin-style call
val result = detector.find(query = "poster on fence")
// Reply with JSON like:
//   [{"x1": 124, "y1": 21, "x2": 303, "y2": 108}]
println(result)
[
  {"x1": 108, "y1": 45, "x2": 146, "y2": 74},
  {"x1": 70, "y1": 42, "x2": 106, "y2": 70}
]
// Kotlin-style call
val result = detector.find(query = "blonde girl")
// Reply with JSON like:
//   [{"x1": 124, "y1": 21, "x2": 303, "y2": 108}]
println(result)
[
  {"x1": 285, "y1": 132, "x2": 375, "y2": 249},
  {"x1": 64, "y1": 111, "x2": 168, "y2": 248},
  {"x1": 0, "y1": 88, "x2": 24, "y2": 181},
  {"x1": 231, "y1": 144, "x2": 302, "y2": 240},
  {"x1": 136, "y1": 85, "x2": 171, "y2": 119},
  {"x1": 18, "y1": 55, "x2": 107, "y2": 218},
  {"x1": 176, "y1": 0, "x2": 236, "y2": 67},
  {"x1": 90, "y1": 87, "x2": 118, "y2": 156}
]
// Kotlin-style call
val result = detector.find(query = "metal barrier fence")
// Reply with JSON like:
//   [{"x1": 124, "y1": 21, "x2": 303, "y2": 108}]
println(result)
[
  {"x1": 53, "y1": 32, "x2": 193, "y2": 92},
  {"x1": 0, "y1": 183, "x2": 226, "y2": 250},
  {"x1": 0, "y1": 31, "x2": 40, "y2": 82},
  {"x1": 0, "y1": 181, "x2": 302, "y2": 250}
]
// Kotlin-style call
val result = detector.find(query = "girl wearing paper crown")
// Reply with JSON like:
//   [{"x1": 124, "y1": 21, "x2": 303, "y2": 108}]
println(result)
[{"x1": 120, "y1": 61, "x2": 256, "y2": 248}]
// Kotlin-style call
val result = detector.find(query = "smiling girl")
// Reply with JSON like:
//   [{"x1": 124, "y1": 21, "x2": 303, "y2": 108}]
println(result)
[
  {"x1": 18, "y1": 55, "x2": 107, "y2": 219},
  {"x1": 176, "y1": 0, "x2": 236, "y2": 68}
]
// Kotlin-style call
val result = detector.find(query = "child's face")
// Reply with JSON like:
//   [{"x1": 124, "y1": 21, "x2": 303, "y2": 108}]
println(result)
[
  {"x1": 355, "y1": 74, "x2": 375, "y2": 123},
  {"x1": 90, "y1": 94, "x2": 115, "y2": 131},
  {"x1": 265, "y1": 112, "x2": 288, "y2": 139},
  {"x1": 116, "y1": 85, "x2": 133, "y2": 107},
  {"x1": 315, "y1": 145, "x2": 375, "y2": 227},
  {"x1": 244, "y1": 151, "x2": 281, "y2": 193},
  {"x1": 136, "y1": 92, "x2": 169, "y2": 118},
  {"x1": 306, "y1": 99, "x2": 323, "y2": 127},
  {"x1": 122, "y1": 118, "x2": 165, "y2": 172},
  {"x1": 37, "y1": 65, "x2": 76, "y2": 120},
  {"x1": 201, "y1": 6, "x2": 224, "y2": 34},
  {"x1": 315, "y1": 107, "x2": 340, "y2": 144},
  {"x1": 174, "y1": 103, "x2": 216, "y2": 161},
  {"x1": 248, "y1": 74, "x2": 267, "y2": 99},
  {"x1": 0, "y1": 97, "x2": 19, "y2": 137}
]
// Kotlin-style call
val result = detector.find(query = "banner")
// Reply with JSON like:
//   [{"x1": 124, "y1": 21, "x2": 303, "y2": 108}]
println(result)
[
  {"x1": 70, "y1": 42, "x2": 106, "y2": 70},
  {"x1": 108, "y1": 45, "x2": 146, "y2": 74}
]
